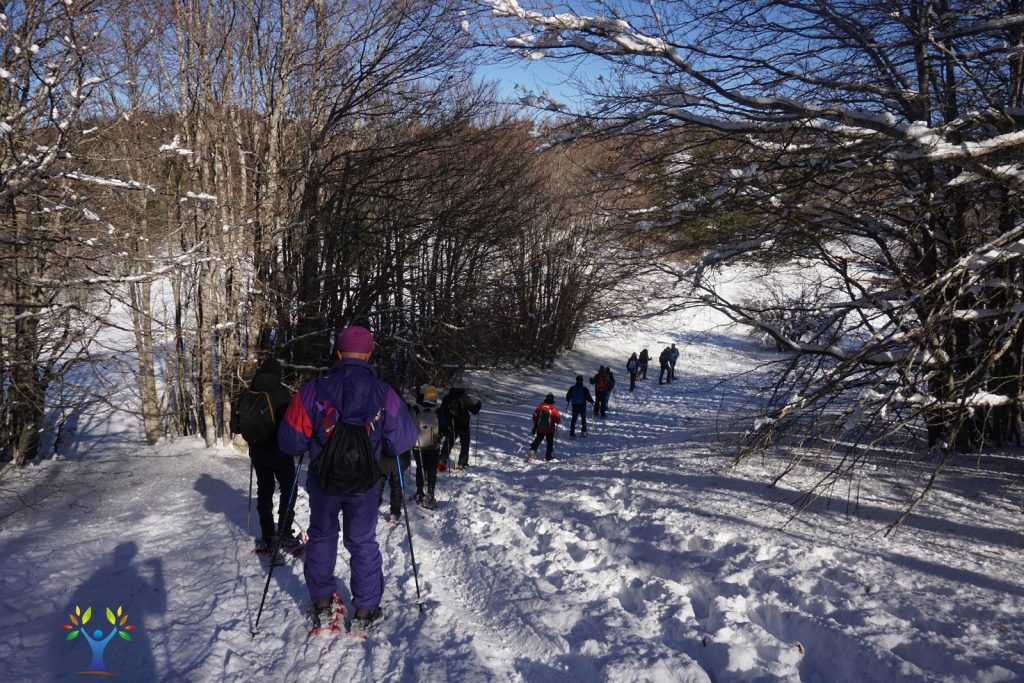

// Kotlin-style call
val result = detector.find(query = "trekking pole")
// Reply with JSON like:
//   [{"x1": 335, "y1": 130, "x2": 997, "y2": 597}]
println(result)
[
  {"x1": 246, "y1": 460, "x2": 254, "y2": 536},
  {"x1": 473, "y1": 412, "x2": 479, "y2": 467},
  {"x1": 252, "y1": 453, "x2": 304, "y2": 636},
  {"x1": 394, "y1": 458, "x2": 424, "y2": 612}
]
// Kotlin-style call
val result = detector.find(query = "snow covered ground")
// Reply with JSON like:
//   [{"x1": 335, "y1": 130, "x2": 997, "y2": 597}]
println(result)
[{"x1": 2, "y1": 273, "x2": 1023, "y2": 682}]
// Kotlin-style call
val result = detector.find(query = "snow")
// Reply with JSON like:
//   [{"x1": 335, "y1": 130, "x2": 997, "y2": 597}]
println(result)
[
  {"x1": 1, "y1": 270, "x2": 1023, "y2": 681},
  {"x1": 159, "y1": 134, "x2": 194, "y2": 157}
]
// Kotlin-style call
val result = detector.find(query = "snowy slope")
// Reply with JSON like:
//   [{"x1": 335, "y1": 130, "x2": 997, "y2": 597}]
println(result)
[{"x1": 1, "y1": 273, "x2": 1023, "y2": 682}]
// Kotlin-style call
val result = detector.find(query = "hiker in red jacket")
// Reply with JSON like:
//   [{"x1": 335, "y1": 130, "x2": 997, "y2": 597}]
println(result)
[{"x1": 527, "y1": 393, "x2": 561, "y2": 462}]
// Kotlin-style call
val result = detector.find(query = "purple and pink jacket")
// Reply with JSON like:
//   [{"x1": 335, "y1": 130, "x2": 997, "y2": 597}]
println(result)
[
  {"x1": 278, "y1": 358, "x2": 415, "y2": 465},
  {"x1": 277, "y1": 358, "x2": 417, "y2": 608}
]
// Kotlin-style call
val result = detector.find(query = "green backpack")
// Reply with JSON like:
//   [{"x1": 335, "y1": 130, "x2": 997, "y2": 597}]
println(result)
[{"x1": 537, "y1": 405, "x2": 553, "y2": 431}]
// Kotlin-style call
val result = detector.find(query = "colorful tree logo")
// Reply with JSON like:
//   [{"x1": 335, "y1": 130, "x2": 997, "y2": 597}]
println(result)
[{"x1": 63, "y1": 604, "x2": 136, "y2": 675}]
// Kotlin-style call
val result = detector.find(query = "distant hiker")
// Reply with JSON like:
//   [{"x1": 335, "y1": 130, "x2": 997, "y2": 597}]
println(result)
[
  {"x1": 590, "y1": 366, "x2": 615, "y2": 417},
  {"x1": 589, "y1": 366, "x2": 604, "y2": 416},
  {"x1": 638, "y1": 348, "x2": 650, "y2": 380},
  {"x1": 278, "y1": 326, "x2": 417, "y2": 636},
  {"x1": 377, "y1": 449, "x2": 410, "y2": 525},
  {"x1": 231, "y1": 357, "x2": 299, "y2": 555},
  {"x1": 626, "y1": 353, "x2": 639, "y2": 392},
  {"x1": 439, "y1": 387, "x2": 482, "y2": 470},
  {"x1": 410, "y1": 385, "x2": 443, "y2": 510},
  {"x1": 564, "y1": 375, "x2": 595, "y2": 438},
  {"x1": 603, "y1": 368, "x2": 616, "y2": 415},
  {"x1": 658, "y1": 347, "x2": 672, "y2": 384},
  {"x1": 669, "y1": 343, "x2": 680, "y2": 382},
  {"x1": 527, "y1": 393, "x2": 561, "y2": 461}
]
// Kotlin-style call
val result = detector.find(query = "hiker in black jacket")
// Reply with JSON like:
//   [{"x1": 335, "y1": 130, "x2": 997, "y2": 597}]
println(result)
[
  {"x1": 230, "y1": 357, "x2": 299, "y2": 554},
  {"x1": 658, "y1": 347, "x2": 672, "y2": 384},
  {"x1": 439, "y1": 387, "x2": 482, "y2": 470},
  {"x1": 638, "y1": 348, "x2": 650, "y2": 380}
]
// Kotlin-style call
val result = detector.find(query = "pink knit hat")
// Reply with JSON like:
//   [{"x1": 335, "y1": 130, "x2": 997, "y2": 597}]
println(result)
[{"x1": 335, "y1": 326, "x2": 375, "y2": 354}]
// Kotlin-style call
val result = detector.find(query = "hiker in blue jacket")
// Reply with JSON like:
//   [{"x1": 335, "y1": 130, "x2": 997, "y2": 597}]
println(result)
[
  {"x1": 278, "y1": 326, "x2": 417, "y2": 635},
  {"x1": 564, "y1": 375, "x2": 595, "y2": 437},
  {"x1": 626, "y1": 353, "x2": 639, "y2": 392}
]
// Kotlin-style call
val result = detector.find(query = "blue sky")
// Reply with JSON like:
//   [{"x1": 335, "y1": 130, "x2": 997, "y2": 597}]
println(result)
[{"x1": 473, "y1": 53, "x2": 610, "y2": 107}]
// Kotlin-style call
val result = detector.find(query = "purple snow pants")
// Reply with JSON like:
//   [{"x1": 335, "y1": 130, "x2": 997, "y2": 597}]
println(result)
[{"x1": 303, "y1": 475, "x2": 383, "y2": 611}]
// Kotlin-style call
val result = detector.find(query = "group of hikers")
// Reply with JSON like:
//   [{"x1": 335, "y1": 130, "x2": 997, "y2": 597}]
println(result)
[
  {"x1": 625, "y1": 344, "x2": 679, "y2": 387},
  {"x1": 525, "y1": 343, "x2": 680, "y2": 461},
  {"x1": 230, "y1": 325, "x2": 481, "y2": 636},
  {"x1": 230, "y1": 324, "x2": 678, "y2": 635}
]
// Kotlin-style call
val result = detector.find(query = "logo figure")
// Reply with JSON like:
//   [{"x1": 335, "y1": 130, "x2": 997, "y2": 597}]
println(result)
[{"x1": 63, "y1": 604, "x2": 136, "y2": 675}]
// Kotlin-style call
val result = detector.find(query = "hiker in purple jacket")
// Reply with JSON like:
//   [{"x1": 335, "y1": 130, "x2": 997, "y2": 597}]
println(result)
[{"x1": 278, "y1": 325, "x2": 417, "y2": 634}]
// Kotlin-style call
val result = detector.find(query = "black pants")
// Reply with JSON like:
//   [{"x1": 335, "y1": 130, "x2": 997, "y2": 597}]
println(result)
[
  {"x1": 444, "y1": 425, "x2": 472, "y2": 467},
  {"x1": 377, "y1": 453, "x2": 411, "y2": 517},
  {"x1": 413, "y1": 447, "x2": 440, "y2": 495},
  {"x1": 669, "y1": 360, "x2": 676, "y2": 381},
  {"x1": 629, "y1": 373, "x2": 637, "y2": 391},
  {"x1": 640, "y1": 361, "x2": 648, "y2": 379},
  {"x1": 570, "y1": 404, "x2": 588, "y2": 435},
  {"x1": 659, "y1": 362, "x2": 670, "y2": 383},
  {"x1": 594, "y1": 390, "x2": 609, "y2": 416},
  {"x1": 251, "y1": 449, "x2": 296, "y2": 539},
  {"x1": 530, "y1": 431, "x2": 554, "y2": 458}
]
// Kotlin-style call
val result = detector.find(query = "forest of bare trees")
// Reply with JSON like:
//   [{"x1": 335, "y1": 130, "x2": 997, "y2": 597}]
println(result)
[
  {"x1": 8, "y1": 0, "x2": 1023, "y2": 515},
  {"x1": 482, "y1": 0, "x2": 1024, "y2": 516},
  {"x1": 0, "y1": 0, "x2": 628, "y2": 464}
]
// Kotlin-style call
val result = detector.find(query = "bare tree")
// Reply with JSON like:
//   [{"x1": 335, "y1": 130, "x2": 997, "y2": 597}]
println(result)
[
  {"x1": 0, "y1": 0, "x2": 157, "y2": 464},
  {"x1": 480, "y1": 0, "x2": 1024, "y2": 520}
]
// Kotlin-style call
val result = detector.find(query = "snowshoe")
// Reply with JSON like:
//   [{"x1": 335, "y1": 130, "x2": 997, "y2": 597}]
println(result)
[
  {"x1": 349, "y1": 606, "x2": 385, "y2": 638},
  {"x1": 253, "y1": 536, "x2": 275, "y2": 555},
  {"x1": 276, "y1": 530, "x2": 305, "y2": 557},
  {"x1": 309, "y1": 593, "x2": 346, "y2": 636}
]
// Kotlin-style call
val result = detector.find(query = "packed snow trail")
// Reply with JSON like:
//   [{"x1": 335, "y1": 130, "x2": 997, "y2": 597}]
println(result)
[{"x1": 2, "y1": 286, "x2": 1024, "y2": 681}]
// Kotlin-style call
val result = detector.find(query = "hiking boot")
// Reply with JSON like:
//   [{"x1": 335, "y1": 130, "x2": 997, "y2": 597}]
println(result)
[
  {"x1": 350, "y1": 606, "x2": 385, "y2": 636},
  {"x1": 422, "y1": 494, "x2": 437, "y2": 510},
  {"x1": 276, "y1": 530, "x2": 304, "y2": 556},
  {"x1": 413, "y1": 491, "x2": 424, "y2": 504},
  {"x1": 254, "y1": 536, "x2": 274, "y2": 554},
  {"x1": 527, "y1": 450, "x2": 537, "y2": 461},
  {"x1": 545, "y1": 455, "x2": 553, "y2": 461},
  {"x1": 387, "y1": 513, "x2": 400, "y2": 526},
  {"x1": 569, "y1": 430, "x2": 575, "y2": 438}
]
